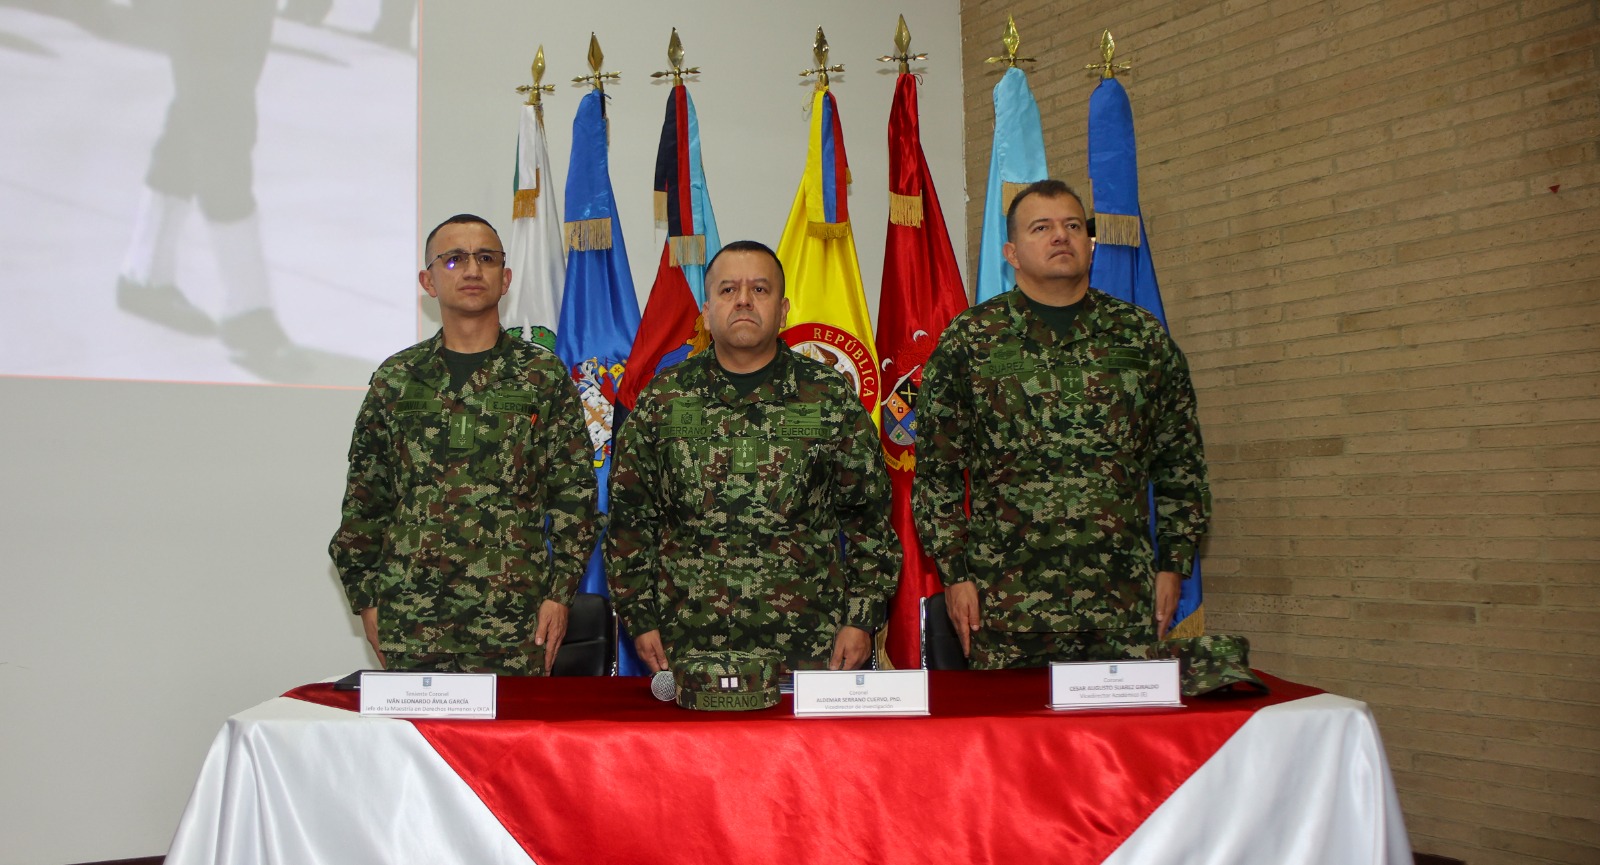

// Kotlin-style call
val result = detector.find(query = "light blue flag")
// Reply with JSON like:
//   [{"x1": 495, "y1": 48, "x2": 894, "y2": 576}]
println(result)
[
  {"x1": 680, "y1": 88, "x2": 720, "y2": 304},
  {"x1": 975, "y1": 67, "x2": 1048, "y2": 302},
  {"x1": 1087, "y1": 75, "x2": 1201, "y2": 636},
  {"x1": 557, "y1": 90, "x2": 645, "y2": 674}
]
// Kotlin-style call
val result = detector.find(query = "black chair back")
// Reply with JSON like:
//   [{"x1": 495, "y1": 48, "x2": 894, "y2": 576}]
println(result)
[
  {"x1": 922, "y1": 593, "x2": 969, "y2": 670},
  {"x1": 550, "y1": 592, "x2": 616, "y2": 676}
]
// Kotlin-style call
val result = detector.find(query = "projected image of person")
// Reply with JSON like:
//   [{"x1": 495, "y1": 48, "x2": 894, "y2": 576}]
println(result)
[
  {"x1": 330, "y1": 214, "x2": 598, "y2": 675},
  {"x1": 0, "y1": 0, "x2": 416, "y2": 384},
  {"x1": 115, "y1": 0, "x2": 299, "y2": 372}
]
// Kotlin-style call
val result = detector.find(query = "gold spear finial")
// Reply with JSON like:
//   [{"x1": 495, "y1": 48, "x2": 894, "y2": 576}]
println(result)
[
  {"x1": 799, "y1": 26, "x2": 845, "y2": 89},
  {"x1": 572, "y1": 32, "x2": 621, "y2": 94},
  {"x1": 877, "y1": 15, "x2": 927, "y2": 75},
  {"x1": 650, "y1": 28, "x2": 701, "y2": 86},
  {"x1": 1086, "y1": 29, "x2": 1132, "y2": 79},
  {"x1": 985, "y1": 15, "x2": 1035, "y2": 69},
  {"x1": 515, "y1": 45, "x2": 556, "y2": 111}
]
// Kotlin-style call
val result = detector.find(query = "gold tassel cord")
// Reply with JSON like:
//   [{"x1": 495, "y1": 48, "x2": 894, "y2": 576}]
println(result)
[
  {"x1": 513, "y1": 188, "x2": 540, "y2": 220},
  {"x1": 1094, "y1": 212, "x2": 1142, "y2": 247},
  {"x1": 512, "y1": 167, "x2": 541, "y2": 220},
  {"x1": 999, "y1": 180, "x2": 1031, "y2": 216},
  {"x1": 668, "y1": 234, "x2": 707, "y2": 267},
  {"x1": 565, "y1": 217, "x2": 614, "y2": 251},
  {"x1": 653, "y1": 190, "x2": 668, "y2": 228},
  {"x1": 1165, "y1": 605, "x2": 1205, "y2": 640},
  {"x1": 806, "y1": 220, "x2": 851, "y2": 240},
  {"x1": 888, "y1": 191, "x2": 924, "y2": 227}
]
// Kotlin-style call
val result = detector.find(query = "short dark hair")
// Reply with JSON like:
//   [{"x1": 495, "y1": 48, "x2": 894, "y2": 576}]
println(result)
[
  {"x1": 1005, "y1": 180, "x2": 1088, "y2": 241},
  {"x1": 705, "y1": 240, "x2": 786, "y2": 297},
  {"x1": 424, "y1": 213, "x2": 501, "y2": 259}
]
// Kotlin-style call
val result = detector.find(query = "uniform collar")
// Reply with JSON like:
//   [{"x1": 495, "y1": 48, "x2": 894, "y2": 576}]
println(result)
[
  {"x1": 695, "y1": 343, "x2": 799, "y2": 406},
  {"x1": 406, "y1": 328, "x2": 523, "y2": 394},
  {"x1": 1002, "y1": 286, "x2": 1108, "y2": 348}
]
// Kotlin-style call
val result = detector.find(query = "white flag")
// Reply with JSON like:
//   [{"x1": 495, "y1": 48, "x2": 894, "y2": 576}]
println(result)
[{"x1": 503, "y1": 103, "x2": 564, "y2": 345}]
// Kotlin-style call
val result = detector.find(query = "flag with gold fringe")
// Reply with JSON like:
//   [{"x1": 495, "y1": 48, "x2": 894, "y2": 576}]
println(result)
[
  {"x1": 556, "y1": 88, "x2": 645, "y2": 674},
  {"x1": 503, "y1": 101, "x2": 563, "y2": 350},
  {"x1": 975, "y1": 66, "x2": 1048, "y2": 302},
  {"x1": 1088, "y1": 74, "x2": 1201, "y2": 638},
  {"x1": 777, "y1": 87, "x2": 882, "y2": 426},
  {"x1": 616, "y1": 82, "x2": 721, "y2": 413},
  {"x1": 876, "y1": 71, "x2": 969, "y2": 670}
]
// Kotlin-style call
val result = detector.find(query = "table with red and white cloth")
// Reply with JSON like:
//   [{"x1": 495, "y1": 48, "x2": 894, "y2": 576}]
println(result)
[{"x1": 165, "y1": 669, "x2": 1411, "y2": 865}]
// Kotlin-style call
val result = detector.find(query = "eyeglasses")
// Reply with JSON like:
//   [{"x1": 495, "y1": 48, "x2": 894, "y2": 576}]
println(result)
[{"x1": 428, "y1": 249, "x2": 507, "y2": 270}]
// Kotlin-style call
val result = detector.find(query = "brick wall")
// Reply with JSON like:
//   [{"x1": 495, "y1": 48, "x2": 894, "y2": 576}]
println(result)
[{"x1": 957, "y1": 1, "x2": 1599, "y2": 862}]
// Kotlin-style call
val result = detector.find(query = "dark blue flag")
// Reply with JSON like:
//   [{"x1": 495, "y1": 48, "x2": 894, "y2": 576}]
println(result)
[{"x1": 557, "y1": 90, "x2": 645, "y2": 674}]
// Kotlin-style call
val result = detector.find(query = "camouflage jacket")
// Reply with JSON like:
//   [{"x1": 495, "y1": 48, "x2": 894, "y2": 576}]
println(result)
[
  {"x1": 606, "y1": 347, "x2": 901, "y2": 671},
  {"x1": 329, "y1": 330, "x2": 598, "y2": 655},
  {"x1": 913, "y1": 289, "x2": 1210, "y2": 634}
]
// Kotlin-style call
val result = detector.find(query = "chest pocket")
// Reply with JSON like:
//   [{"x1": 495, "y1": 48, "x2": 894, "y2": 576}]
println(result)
[
  {"x1": 661, "y1": 398, "x2": 717, "y2": 515},
  {"x1": 389, "y1": 384, "x2": 447, "y2": 470},
  {"x1": 970, "y1": 347, "x2": 1044, "y2": 450},
  {"x1": 1076, "y1": 348, "x2": 1150, "y2": 454}
]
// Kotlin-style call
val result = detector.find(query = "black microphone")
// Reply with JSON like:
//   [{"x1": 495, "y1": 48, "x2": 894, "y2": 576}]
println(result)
[{"x1": 650, "y1": 669, "x2": 676, "y2": 701}]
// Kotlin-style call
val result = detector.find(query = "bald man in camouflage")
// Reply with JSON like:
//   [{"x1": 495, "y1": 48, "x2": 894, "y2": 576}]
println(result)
[
  {"x1": 915, "y1": 181, "x2": 1211, "y2": 669},
  {"x1": 607, "y1": 241, "x2": 900, "y2": 675}
]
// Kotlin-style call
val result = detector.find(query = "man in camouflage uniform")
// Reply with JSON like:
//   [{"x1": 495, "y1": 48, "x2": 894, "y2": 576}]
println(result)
[
  {"x1": 607, "y1": 241, "x2": 900, "y2": 674},
  {"x1": 914, "y1": 181, "x2": 1210, "y2": 669},
  {"x1": 330, "y1": 214, "x2": 597, "y2": 675}
]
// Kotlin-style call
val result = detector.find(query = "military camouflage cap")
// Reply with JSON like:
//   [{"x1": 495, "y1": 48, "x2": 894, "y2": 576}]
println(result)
[
  {"x1": 673, "y1": 650, "x2": 781, "y2": 711},
  {"x1": 1159, "y1": 635, "x2": 1269, "y2": 697}
]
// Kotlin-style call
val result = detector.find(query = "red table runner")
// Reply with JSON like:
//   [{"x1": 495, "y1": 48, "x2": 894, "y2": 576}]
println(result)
[{"x1": 288, "y1": 670, "x2": 1319, "y2": 865}]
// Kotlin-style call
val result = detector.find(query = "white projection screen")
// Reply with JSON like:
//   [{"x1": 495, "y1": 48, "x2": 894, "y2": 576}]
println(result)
[
  {"x1": 1, "y1": 0, "x2": 417, "y2": 387},
  {"x1": 0, "y1": 1, "x2": 965, "y2": 861}
]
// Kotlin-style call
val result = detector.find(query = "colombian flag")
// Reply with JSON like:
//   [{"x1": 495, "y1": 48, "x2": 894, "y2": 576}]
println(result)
[{"x1": 776, "y1": 87, "x2": 881, "y2": 427}]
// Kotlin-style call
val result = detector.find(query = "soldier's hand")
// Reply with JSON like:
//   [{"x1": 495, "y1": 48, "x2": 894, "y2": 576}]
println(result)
[
  {"x1": 359, "y1": 607, "x2": 386, "y2": 668},
  {"x1": 536, "y1": 600, "x2": 569, "y2": 673},
  {"x1": 634, "y1": 630, "x2": 669, "y2": 673},
  {"x1": 1155, "y1": 571, "x2": 1181, "y2": 640},
  {"x1": 829, "y1": 626, "x2": 872, "y2": 670},
  {"x1": 944, "y1": 582, "x2": 980, "y2": 657}
]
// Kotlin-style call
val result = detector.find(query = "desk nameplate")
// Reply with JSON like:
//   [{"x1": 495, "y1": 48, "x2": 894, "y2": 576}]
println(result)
[
  {"x1": 359, "y1": 672, "x2": 497, "y2": 719},
  {"x1": 1049, "y1": 659, "x2": 1184, "y2": 710},
  {"x1": 792, "y1": 669, "x2": 930, "y2": 717}
]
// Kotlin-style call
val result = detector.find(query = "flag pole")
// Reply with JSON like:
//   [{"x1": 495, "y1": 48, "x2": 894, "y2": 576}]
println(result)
[
  {"x1": 515, "y1": 45, "x2": 555, "y2": 120},
  {"x1": 798, "y1": 26, "x2": 845, "y2": 90},
  {"x1": 571, "y1": 32, "x2": 621, "y2": 96}
]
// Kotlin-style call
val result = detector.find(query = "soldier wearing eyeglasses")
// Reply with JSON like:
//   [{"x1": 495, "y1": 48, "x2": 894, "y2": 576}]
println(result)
[{"x1": 329, "y1": 214, "x2": 597, "y2": 675}]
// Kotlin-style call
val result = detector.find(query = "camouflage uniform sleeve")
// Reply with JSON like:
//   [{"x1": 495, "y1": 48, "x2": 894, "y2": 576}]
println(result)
[
  {"x1": 539, "y1": 369, "x2": 600, "y2": 607},
  {"x1": 912, "y1": 327, "x2": 974, "y2": 586},
  {"x1": 833, "y1": 393, "x2": 902, "y2": 631},
  {"x1": 605, "y1": 396, "x2": 665, "y2": 636},
  {"x1": 1148, "y1": 337, "x2": 1211, "y2": 575},
  {"x1": 328, "y1": 377, "x2": 394, "y2": 615}
]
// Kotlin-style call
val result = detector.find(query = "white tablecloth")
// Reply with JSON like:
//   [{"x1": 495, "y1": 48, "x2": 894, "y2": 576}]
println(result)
[{"x1": 167, "y1": 690, "x2": 1410, "y2": 865}]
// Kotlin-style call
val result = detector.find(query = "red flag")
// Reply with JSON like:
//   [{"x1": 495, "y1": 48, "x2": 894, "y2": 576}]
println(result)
[
  {"x1": 617, "y1": 244, "x2": 706, "y2": 411},
  {"x1": 877, "y1": 72, "x2": 969, "y2": 669},
  {"x1": 615, "y1": 83, "x2": 717, "y2": 412}
]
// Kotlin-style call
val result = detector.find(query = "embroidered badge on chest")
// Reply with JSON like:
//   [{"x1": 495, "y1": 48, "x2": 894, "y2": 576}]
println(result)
[
  {"x1": 447, "y1": 413, "x2": 475, "y2": 449},
  {"x1": 729, "y1": 437, "x2": 763, "y2": 474},
  {"x1": 779, "y1": 404, "x2": 825, "y2": 438},
  {"x1": 663, "y1": 398, "x2": 711, "y2": 438}
]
